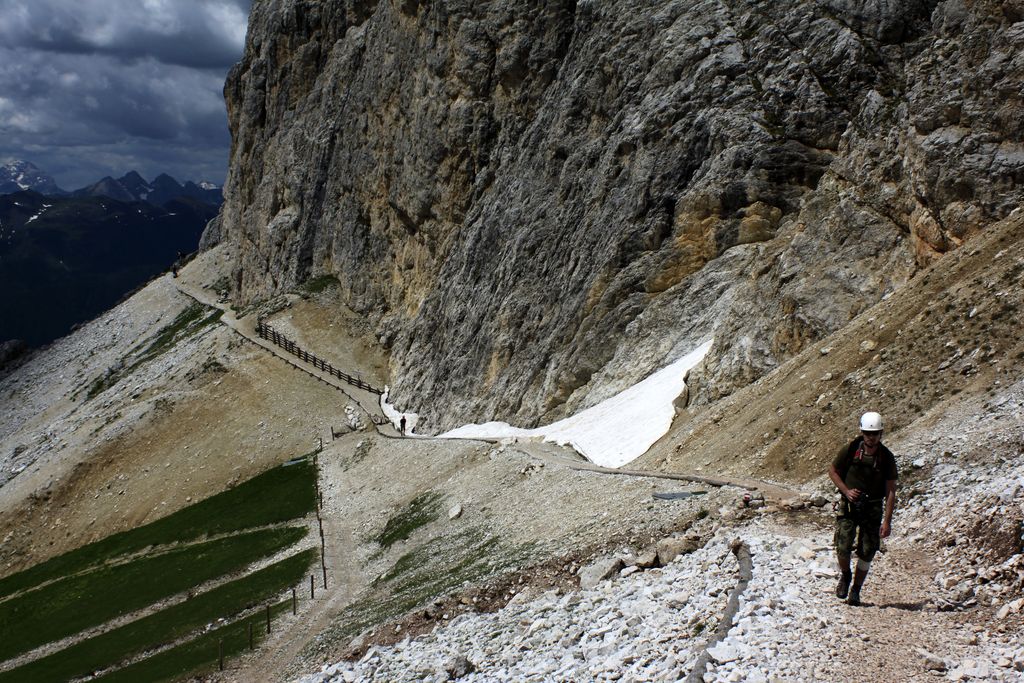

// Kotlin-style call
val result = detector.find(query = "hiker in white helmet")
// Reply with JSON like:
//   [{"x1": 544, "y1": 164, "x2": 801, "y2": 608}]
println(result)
[{"x1": 828, "y1": 411, "x2": 898, "y2": 606}]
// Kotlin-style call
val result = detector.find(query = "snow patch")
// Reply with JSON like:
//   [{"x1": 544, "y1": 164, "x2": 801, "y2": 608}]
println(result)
[
  {"x1": 380, "y1": 388, "x2": 419, "y2": 436},
  {"x1": 440, "y1": 340, "x2": 713, "y2": 468}
]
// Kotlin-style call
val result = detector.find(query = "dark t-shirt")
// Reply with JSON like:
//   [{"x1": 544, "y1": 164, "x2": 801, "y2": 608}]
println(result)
[{"x1": 832, "y1": 436, "x2": 898, "y2": 500}]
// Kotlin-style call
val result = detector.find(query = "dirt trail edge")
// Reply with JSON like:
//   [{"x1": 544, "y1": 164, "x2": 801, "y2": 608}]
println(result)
[
  {"x1": 514, "y1": 442, "x2": 800, "y2": 503},
  {"x1": 171, "y1": 277, "x2": 390, "y2": 433},
  {"x1": 685, "y1": 540, "x2": 754, "y2": 683},
  {"x1": 224, "y1": 445, "x2": 366, "y2": 683}
]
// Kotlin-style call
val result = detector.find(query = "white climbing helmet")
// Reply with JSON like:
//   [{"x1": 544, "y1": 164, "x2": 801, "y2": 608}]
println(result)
[{"x1": 860, "y1": 411, "x2": 883, "y2": 432}]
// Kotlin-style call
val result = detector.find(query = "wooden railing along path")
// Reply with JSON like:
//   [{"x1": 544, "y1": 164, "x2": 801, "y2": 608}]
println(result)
[{"x1": 255, "y1": 319, "x2": 382, "y2": 395}]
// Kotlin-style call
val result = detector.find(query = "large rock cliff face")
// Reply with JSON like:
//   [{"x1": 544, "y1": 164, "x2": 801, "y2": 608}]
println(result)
[{"x1": 218, "y1": 0, "x2": 1024, "y2": 431}]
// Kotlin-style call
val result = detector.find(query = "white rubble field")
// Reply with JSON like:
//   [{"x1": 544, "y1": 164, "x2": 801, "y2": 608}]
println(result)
[
  {"x1": 0, "y1": 277, "x2": 195, "y2": 489},
  {"x1": 299, "y1": 531, "x2": 739, "y2": 683},
  {"x1": 431, "y1": 340, "x2": 713, "y2": 469},
  {"x1": 298, "y1": 520, "x2": 1023, "y2": 683},
  {"x1": 303, "y1": 377, "x2": 1024, "y2": 683}
]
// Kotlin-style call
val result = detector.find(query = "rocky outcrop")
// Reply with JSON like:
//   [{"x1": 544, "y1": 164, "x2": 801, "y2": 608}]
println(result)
[{"x1": 220, "y1": 0, "x2": 1024, "y2": 431}]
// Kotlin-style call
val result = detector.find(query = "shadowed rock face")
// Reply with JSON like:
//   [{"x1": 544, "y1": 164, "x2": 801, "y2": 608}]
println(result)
[{"x1": 218, "y1": 0, "x2": 1024, "y2": 431}]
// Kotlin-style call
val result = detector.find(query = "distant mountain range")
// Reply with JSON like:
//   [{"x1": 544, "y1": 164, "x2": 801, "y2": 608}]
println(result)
[
  {"x1": 0, "y1": 160, "x2": 222, "y2": 207},
  {"x1": 0, "y1": 158, "x2": 223, "y2": 349},
  {"x1": 0, "y1": 190, "x2": 218, "y2": 348},
  {"x1": 72, "y1": 172, "x2": 223, "y2": 207}
]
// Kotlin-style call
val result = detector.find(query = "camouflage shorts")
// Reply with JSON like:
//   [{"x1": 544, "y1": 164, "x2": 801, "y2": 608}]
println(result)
[{"x1": 834, "y1": 500, "x2": 884, "y2": 562}]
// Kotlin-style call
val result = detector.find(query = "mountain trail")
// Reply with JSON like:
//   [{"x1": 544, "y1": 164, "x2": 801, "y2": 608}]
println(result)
[
  {"x1": 171, "y1": 275, "x2": 389, "y2": 434},
  {"x1": 223, "y1": 450, "x2": 367, "y2": 683}
]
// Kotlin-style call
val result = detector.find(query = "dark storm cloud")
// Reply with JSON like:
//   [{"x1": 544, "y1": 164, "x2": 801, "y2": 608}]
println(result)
[
  {"x1": 0, "y1": 0, "x2": 252, "y2": 189},
  {"x1": 0, "y1": 0, "x2": 252, "y2": 69}
]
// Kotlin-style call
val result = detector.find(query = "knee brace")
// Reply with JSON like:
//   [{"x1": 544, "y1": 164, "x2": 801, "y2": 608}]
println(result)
[{"x1": 856, "y1": 558, "x2": 871, "y2": 571}]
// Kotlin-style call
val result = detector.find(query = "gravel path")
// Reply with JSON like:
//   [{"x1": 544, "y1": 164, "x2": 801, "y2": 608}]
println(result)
[
  {"x1": 290, "y1": 378, "x2": 1024, "y2": 683},
  {"x1": 225, "y1": 451, "x2": 368, "y2": 683},
  {"x1": 171, "y1": 279, "x2": 386, "y2": 430},
  {"x1": 296, "y1": 510, "x2": 1023, "y2": 683}
]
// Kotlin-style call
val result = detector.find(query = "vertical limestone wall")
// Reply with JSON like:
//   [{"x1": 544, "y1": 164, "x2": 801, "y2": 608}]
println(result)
[{"x1": 218, "y1": 0, "x2": 1024, "y2": 430}]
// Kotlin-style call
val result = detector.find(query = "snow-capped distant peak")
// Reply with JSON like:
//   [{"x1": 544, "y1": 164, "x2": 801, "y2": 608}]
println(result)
[
  {"x1": 1, "y1": 160, "x2": 65, "y2": 195},
  {"x1": 198, "y1": 181, "x2": 219, "y2": 191},
  {"x1": 3, "y1": 160, "x2": 35, "y2": 173}
]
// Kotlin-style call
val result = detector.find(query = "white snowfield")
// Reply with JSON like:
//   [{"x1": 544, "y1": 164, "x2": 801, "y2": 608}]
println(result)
[
  {"x1": 380, "y1": 388, "x2": 421, "y2": 436},
  {"x1": 436, "y1": 340, "x2": 713, "y2": 469}
]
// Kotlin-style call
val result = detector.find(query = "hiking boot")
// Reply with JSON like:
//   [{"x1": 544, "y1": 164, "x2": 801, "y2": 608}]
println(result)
[
  {"x1": 835, "y1": 573, "x2": 851, "y2": 599},
  {"x1": 847, "y1": 585, "x2": 862, "y2": 606}
]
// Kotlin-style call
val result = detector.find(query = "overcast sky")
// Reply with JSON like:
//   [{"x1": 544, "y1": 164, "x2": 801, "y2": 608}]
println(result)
[{"x1": 0, "y1": 0, "x2": 252, "y2": 189}]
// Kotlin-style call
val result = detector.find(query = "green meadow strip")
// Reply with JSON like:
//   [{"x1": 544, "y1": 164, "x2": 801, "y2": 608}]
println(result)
[
  {"x1": 94, "y1": 599, "x2": 295, "y2": 683},
  {"x1": 0, "y1": 456, "x2": 316, "y2": 600},
  {"x1": 0, "y1": 527, "x2": 307, "y2": 663},
  {"x1": 0, "y1": 548, "x2": 316, "y2": 683}
]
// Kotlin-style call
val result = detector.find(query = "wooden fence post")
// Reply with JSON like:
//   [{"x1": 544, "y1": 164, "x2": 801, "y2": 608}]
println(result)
[
  {"x1": 249, "y1": 620, "x2": 254, "y2": 650},
  {"x1": 311, "y1": 574, "x2": 315, "y2": 599},
  {"x1": 252, "y1": 321, "x2": 384, "y2": 394},
  {"x1": 293, "y1": 587, "x2": 297, "y2": 615},
  {"x1": 219, "y1": 640, "x2": 224, "y2": 671},
  {"x1": 266, "y1": 604, "x2": 271, "y2": 634}
]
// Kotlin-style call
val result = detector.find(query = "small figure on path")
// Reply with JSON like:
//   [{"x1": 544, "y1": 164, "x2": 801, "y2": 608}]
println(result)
[
  {"x1": 828, "y1": 411, "x2": 898, "y2": 606},
  {"x1": 399, "y1": 415, "x2": 407, "y2": 435}
]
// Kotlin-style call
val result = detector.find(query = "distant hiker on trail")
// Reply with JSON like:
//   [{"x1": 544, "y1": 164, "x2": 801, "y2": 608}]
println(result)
[
  {"x1": 399, "y1": 415, "x2": 407, "y2": 435},
  {"x1": 829, "y1": 411, "x2": 898, "y2": 606}
]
